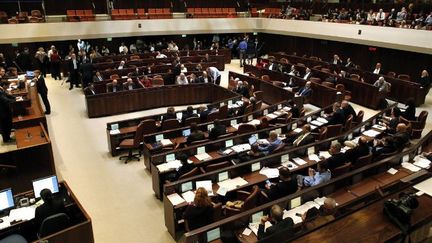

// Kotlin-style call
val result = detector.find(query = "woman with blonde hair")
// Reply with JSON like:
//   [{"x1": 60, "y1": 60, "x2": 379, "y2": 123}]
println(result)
[{"x1": 183, "y1": 187, "x2": 214, "y2": 231}]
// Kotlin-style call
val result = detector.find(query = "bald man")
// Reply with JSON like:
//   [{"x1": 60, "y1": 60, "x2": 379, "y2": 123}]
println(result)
[
  {"x1": 258, "y1": 205, "x2": 294, "y2": 240},
  {"x1": 345, "y1": 136, "x2": 370, "y2": 164}
]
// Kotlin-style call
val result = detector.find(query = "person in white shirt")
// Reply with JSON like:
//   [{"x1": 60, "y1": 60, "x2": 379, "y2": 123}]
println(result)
[
  {"x1": 155, "y1": 51, "x2": 167, "y2": 59},
  {"x1": 396, "y1": 7, "x2": 407, "y2": 22},
  {"x1": 366, "y1": 9, "x2": 376, "y2": 22},
  {"x1": 373, "y1": 63, "x2": 382, "y2": 74},
  {"x1": 176, "y1": 73, "x2": 189, "y2": 85},
  {"x1": 180, "y1": 64, "x2": 188, "y2": 73},
  {"x1": 425, "y1": 12, "x2": 432, "y2": 26},
  {"x1": 47, "y1": 45, "x2": 55, "y2": 60},
  {"x1": 303, "y1": 68, "x2": 312, "y2": 80},
  {"x1": 331, "y1": 54, "x2": 342, "y2": 65},
  {"x1": 77, "y1": 39, "x2": 85, "y2": 51},
  {"x1": 129, "y1": 44, "x2": 137, "y2": 54},
  {"x1": 119, "y1": 42, "x2": 128, "y2": 54},
  {"x1": 206, "y1": 67, "x2": 221, "y2": 85},
  {"x1": 118, "y1": 60, "x2": 125, "y2": 70},
  {"x1": 172, "y1": 43, "x2": 179, "y2": 51},
  {"x1": 376, "y1": 9, "x2": 386, "y2": 22},
  {"x1": 101, "y1": 46, "x2": 110, "y2": 56}
]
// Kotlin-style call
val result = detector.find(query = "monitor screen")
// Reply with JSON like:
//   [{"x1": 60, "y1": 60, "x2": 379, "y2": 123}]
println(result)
[
  {"x1": 248, "y1": 115, "x2": 253, "y2": 121},
  {"x1": 166, "y1": 153, "x2": 175, "y2": 162},
  {"x1": 290, "y1": 197, "x2": 301, "y2": 208},
  {"x1": 248, "y1": 135, "x2": 257, "y2": 145},
  {"x1": 263, "y1": 109, "x2": 268, "y2": 115},
  {"x1": 193, "y1": 109, "x2": 198, "y2": 114},
  {"x1": 110, "y1": 123, "x2": 119, "y2": 130},
  {"x1": 197, "y1": 146, "x2": 206, "y2": 154},
  {"x1": 230, "y1": 120, "x2": 237, "y2": 126},
  {"x1": 251, "y1": 162, "x2": 260, "y2": 172},
  {"x1": 206, "y1": 228, "x2": 221, "y2": 242},
  {"x1": 26, "y1": 71, "x2": 34, "y2": 77},
  {"x1": 176, "y1": 112, "x2": 182, "y2": 120},
  {"x1": 207, "y1": 124, "x2": 214, "y2": 131},
  {"x1": 281, "y1": 154, "x2": 289, "y2": 163},
  {"x1": 32, "y1": 175, "x2": 59, "y2": 199},
  {"x1": 182, "y1": 129, "x2": 191, "y2": 137},
  {"x1": 251, "y1": 211, "x2": 263, "y2": 223},
  {"x1": 274, "y1": 128, "x2": 282, "y2": 134},
  {"x1": 0, "y1": 188, "x2": 14, "y2": 211},
  {"x1": 218, "y1": 172, "x2": 229, "y2": 182},
  {"x1": 228, "y1": 100, "x2": 233, "y2": 106},
  {"x1": 225, "y1": 140, "x2": 233, "y2": 148},
  {"x1": 155, "y1": 134, "x2": 164, "y2": 142},
  {"x1": 181, "y1": 182, "x2": 193, "y2": 193}
]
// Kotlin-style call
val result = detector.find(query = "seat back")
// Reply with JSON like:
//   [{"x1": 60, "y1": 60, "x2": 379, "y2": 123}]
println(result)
[
  {"x1": 397, "y1": 74, "x2": 410, "y2": 81},
  {"x1": 344, "y1": 115, "x2": 353, "y2": 131},
  {"x1": 141, "y1": 119, "x2": 157, "y2": 135},
  {"x1": 162, "y1": 119, "x2": 180, "y2": 130},
  {"x1": 352, "y1": 153, "x2": 373, "y2": 170},
  {"x1": 218, "y1": 105, "x2": 228, "y2": 119},
  {"x1": 326, "y1": 124, "x2": 343, "y2": 137},
  {"x1": 133, "y1": 121, "x2": 146, "y2": 147},
  {"x1": 261, "y1": 75, "x2": 270, "y2": 82},
  {"x1": 244, "y1": 104, "x2": 253, "y2": 114},
  {"x1": 355, "y1": 110, "x2": 364, "y2": 124},
  {"x1": 237, "y1": 124, "x2": 256, "y2": 134},
  {"x1": 206, "y1": 111, "x2": 219, "y2": 122},
  {"x1": 152, "y1": 77, "x2": 164, "y2": 86},
  {"x1": 130, "y1": 55, "x2": 140, "y2": 60},
  {"x1": 243, "y1": 186, "x2": 260, "y2": 210},
  {"x1": 350, "y1": 74, "x2": 360, "y2": 81},
  {"x1": 253, "y1": 91, "x2": 263, "y2": 100},
  {"x1": 31, "y1": 10, "x2": 42, "y2": 17},
  {"x1": 184, "y1": 117, "x2": 200, "y2": 126},
  {"x1": 332, "y1": 162, "x2": 351, "y2": 178},
  {"x1": 190, "y1": 139, "x2": 209, "y2": 145},
  {"x1": 204, "y1": 161, "x2": 232, "y2": 173},
  {"x1": 255, "y1": 100, "x2": 262, "y2": 111},
  {"x1": 322, "y1": 81, "x2": 334, "y2": 88},
  {"x1": 178, "y1": 167, "x2": 201, "y2": 180},
  {"x1": 39, "y1": 213, "x2": 70, "y2": 238}
]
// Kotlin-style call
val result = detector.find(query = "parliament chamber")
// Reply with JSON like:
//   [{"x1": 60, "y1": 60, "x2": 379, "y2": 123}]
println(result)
[{"x1": 0, "y1": 0, "x2": 431, "y2": 243}]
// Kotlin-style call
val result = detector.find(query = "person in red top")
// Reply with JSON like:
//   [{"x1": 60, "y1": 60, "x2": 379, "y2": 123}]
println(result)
[
  {"x1": 139, "y1": 75, "x2": 152, "y2": 88},
  {"x1": 50, "y1": 49, "x2": 61, "y2": 80},
  {"x1": 255, "y1": 59, "x2": 267, "y2": 69}
]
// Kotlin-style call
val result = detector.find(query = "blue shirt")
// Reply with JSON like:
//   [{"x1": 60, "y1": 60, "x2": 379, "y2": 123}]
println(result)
[
  {"x1": 303, "y1": 170, "x2": 331, "y2": 187},
  {"x1": 239, "y1": 41, "x2": 248, "y2": 51},
  {"x1": 258, "y1": 138, "x2": 282, "y2": 155}
]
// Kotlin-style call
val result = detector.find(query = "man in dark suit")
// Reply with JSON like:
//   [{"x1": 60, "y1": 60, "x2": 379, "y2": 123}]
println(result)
[
  {"x1": 288, "y1": 100, "x2": 300, "y2": 118},
  {"x1": 341, "y1": 100, "x2": 357, "y2": 121},
  {"x1": 258, "y1": 205, "x2": 294, "y2": 240},
  {"x1": 0, "y1": 85, "x2": 15, "y2": 142},
  {"x1": 208, "y1": 119, "x2": 226, "y2": 140},
  {"x1": 182, "y1": 106, "x2": 198, "y2": 124},
  {"x1": 84, "y1": 83, "x2": 96, "y2": 96},
  {"x1": 267, "y1": 60, "x2": 279, "y2": 71},
  {"x1": 345, "y1": 136, "x2": 370, "y2": 164},
  {"x1": 326, "y1": 102, "x2": 345, "y2": 125},
  {"x1": 79, "y1": 58, "x2": 92, "y2": 88},
  {"x1": 35, "y1": 189, "x2": 66, "y2": 226},
  {"x1": 323, "y1": 142, "x2": 347, "y2": 171},
  {"x1": 264, "y1": 167, "x2": 298, "y2": 200},
  {"x1": 331, "y1": 54, "x2": 342, "y2": 65},
  {"x1": 68, "y1": 54, "x2": 80, "y2": 90},
  {"x1": 199, "y1": 104, "x2": 217, "y2": 123},
  {"x1": 106, "y1": 79, "x2": 122, "y2": 93},
  {"x1": 296, "y1": 81, "x2": 313, "y2": 97},
  {"x1": 291, "y1": 124, "x2": 315, "y2": 147},
  {"x1": 186, "y1": 123, "x2": 205, "y2": 144},
  {"x1": 93, "y1": 71, "x2": 104, "y2": 82},
  {"x1": 122, "y1": 78, "x2": 136, "y2": 91},
  {"x1": 372, "y1": 62, "x2": 384, "y2": 75},
  {"x1": 162, "y1": 107, "x2": 176, "y2": 122},
  {"x1": 345, "y1": 58, "x2": 355, "y2": 68},
  {"x1": 33, "y1": 70, "x2": 50, "y2": 114}
]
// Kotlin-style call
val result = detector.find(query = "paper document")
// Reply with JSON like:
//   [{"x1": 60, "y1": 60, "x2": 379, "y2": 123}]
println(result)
[
  {"x1": 317, "y1": 117, "x2": 328, "y2": 124},
  {"x1": 167, "y1": 160, "x2": 182, "y2": 169},
  {"x1": 160, "y1": 139, "x2": 173, "y2": 146},
  {"x1": 232, "y1": 124, "x2": 241, "y2": 130},
  {"x1": 195, "y1": 153, "x2": 212, "y2": 161},
  {"x1": 281, "y1": 161, "x2": 298, "y2": 170},
  {"x1": 314, "y1": 197, "x2": 327, "y2": 206},
  {"x1": 292, "y1": 157, "x2": 307, "y2": 165},
  {"x1": 259, "y1": 167, "x2": 280, "y2": 178},
  {"x1": 222, "y1": 149, "x2": 233, "y2": 155},
  {"x1": 156, "y1": 163, "x2": 170, "y2": 172},
  {"x1": 8, "y1": 206, "x2": 36, "y2": 221},
  {"x1": 293, "y1": 128, "x2": 303, "y2": 133},
  {"x1": 414, "y1": 178, "x2": 432, "y2": 197},
  {"x1": 319, "y1": 151, "x2": 332, "y2": 159},
  {"x1": 401, "y1": 162, "x2": 421, "y2": 172},
  {"x1": 413, "y1": 156, "x2": 431, "y2": 169},
  {"x1": 248, "y1": 119, "x2": 261, "y2": 126},
  {"x1": 242, "y1": 228, "x2": 252, "y2": 236},
  {"x1": 258, "y1": 139, "x2": 269, "y2": 145},
  {"x1": 0, "y1": 216, "x2": 11, "y2": 230},
  {"x1": 362, "y1": 129, "x2": 381, "y2": 138},
  {"x1": 109, "y1": 129, "x2": 120, "y2": 135},
  {"x1": 372, "y1": 124, "x2": 387, "y2": 131},
  {"x1": 181, "y1": 191, "x2": 195, "y2": 203},
  {"x1": 387, "y1": 168, "x2": 398, "y2": 175},
  {"x1": 167, "y1": 193, "x2": 186, "y2": 206},
  {"x1": 266, "y1": 114, "x2": 277, "y2": 119},
  {"x1": 196, "y1": 180, "x2": 214, "y2": 196},
  {"x1": 311, "y1": 120, "x2": 324, "y2": 127},
  {"x1": 308, "y1": 154, "x2": 321, "y2": 162}
]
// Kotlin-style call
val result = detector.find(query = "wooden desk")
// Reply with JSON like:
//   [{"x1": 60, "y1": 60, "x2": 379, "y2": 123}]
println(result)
[
  {"x1": 85, "y1": 83, "x2": 238, "y2": 118},
  {"x1": 12, "y1": 85, "x2": 46, "y2": 130}
]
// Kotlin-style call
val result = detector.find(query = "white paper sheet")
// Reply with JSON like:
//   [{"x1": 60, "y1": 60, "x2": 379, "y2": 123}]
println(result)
[
  {"x1": 387, "y1": 168, "x2": 398, "y2": 175},
  {"x1": 167, "y1": 193, "x2": 186, "y2": 206},
  {"x1": 292, "y1": 157, "x2": 307, "y2": 165},
  {"x1": 181, "y1": 191, "x2": 195, "y2": 203},
  {"x1": 308, "y1": 154, "x2": 321, "y2": 162},
  {"x1": 259, "y1": 167, "x2": 280, "y2": 178},
  {"x1": 160, "y1": 139, "x2": 173, "y2": 146},
  {"x1": 401, "y1": 162, "x2": 421, "y2": 172},
  {"x1": 319, "y1": 151, "x2": 332, "y2": 159},
  {"x1": 195, "y1": 153, "x2": 212, "y2": 161}
]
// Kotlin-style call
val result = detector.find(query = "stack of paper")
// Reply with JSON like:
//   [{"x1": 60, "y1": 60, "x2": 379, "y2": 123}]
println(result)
[
  {"x1": 8, "y1": 207, "x2": 36, "y2": 221},
  {"x1": 195, "y1": 153, "x2": 212, "y2": 161},
  {"x1": 222, "y1": 148, "x2": 233, "y2": 155},
  {"x1": 274, "y1": 111, "x2": 282, "y2": 116},
  {"x1": 259, "y1": 167, "x2": 280, "y2": 178},
  {"x1": 109, "y1": 129, "x2": 120, "y2": 135},
  {"x1": 283, "y1": 107, "x2": 291, "y2": 112},
  {"x1": 387, "y1": 168, "x2": 398, "y2": 175},
  {"x1": 196, "y1": 180, "x2": 214, "y2": 196},
  {"x1": 181, "y1": 191, "x2": 195, "y2": 203},
  {"x1": 292, "y1": 157, "x2": 307, "y2": 165},
  {"x1": 372, "y1": 124, "x2": 387, "y2": 131},
  {"x1": 314, "y1": 197, "x2": 327, "y2": 206},
  {"x1": 160, "y1": 139, "x2": 173, "y2": 146},
  {"x1": 167, "y1": 160, "x2": 182, "y2": 169},
  {"x1": 362, "y1": 129, "x2": 381, "y2": 138},
  {"x1": 266, "y1": 114, "x2": 277, "y2": 119},
  {"x1": 308, "y1": 154, "x2": 321, "y2": 162},
  {"x1": 167, "y1": 193, "x2": 186, "y2": 206},
  {"x1": 317, "y1": 117, "x2": 329, "y2": 124},
  {"x1": 413, "y1": 156, "x2": 431, "y2": 169},
  {"x1": 401, "y1": 162, "x2": 421, "y2": 172},
  {"x1": 156, "y1": 163, "x2": 170, "y2": 172},
  {"x1": 311, "y1": 120, "x2": 324, "y2": 127},
  {"x1": 319, "y1": 151, "x2": 332, "y2": 159},
  {"x1": 293, "y1": 128, "x2": 303, "y2": 133},
  {"x1": 230, "y1": 177, "x2": 248, "y2": 187},
  {"x1": 258, "y1": 139, "x2": 269, "y2": 145},
  {"x1": 248, "y1": 119, "x2": 261, "y2": 126},
  {"x1": 231, "y1": 144, "x2": 251, "y2": 153}
]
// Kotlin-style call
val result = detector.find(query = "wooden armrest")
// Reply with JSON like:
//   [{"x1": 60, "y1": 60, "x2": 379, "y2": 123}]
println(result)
[{"x1": 236, "y1": 190, "x2": 251, "y2": 201}]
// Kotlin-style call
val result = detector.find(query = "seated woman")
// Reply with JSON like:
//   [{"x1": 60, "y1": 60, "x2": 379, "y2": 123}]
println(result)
[
  {"x1": 183, "y1": 187, "x2": 214, "y2": 231},
  {"x1": 186, "y1": 123, "x2": 205, "y2": 144}
]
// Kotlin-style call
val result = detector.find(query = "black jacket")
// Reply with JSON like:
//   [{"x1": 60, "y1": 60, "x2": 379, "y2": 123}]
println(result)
[
  {"x1": 327, "y1": 109, "x2": 345, "y2": 125},
  {"x1": 36, "y1": 75, "x2": 48, "y2": 95},
  {"x1": 0, "y1": 90, "x2": 15, "y2": 116},
  {"x1": 266, "y1": 176, "x2": 298, "y2": 200},
  {"x1": 186, "y1": 131, "x2": 205, "y2": 144},
  {"x1": 34, "y1": 199, "x2": 66, "y2": 226},
  {"x1": 342, "y1": 105, "x2": 357, "y2": 121},
  {"x1": 258, "y1": 217, "x2": 294, "y2": 240},
  {"x1": 209, "y1": 124, "x2": 226, "y2": 140},
  {"x1": 183, "y1": 205, "x2": 213, "y2": 231},
  {"x1": 326, "y1": 153, "x2": 347, "y2": 171},
  {"x1": 345, "y1": 143, "x2": 370, "y2": 163},
  {"x1": 162, "y1": 113, "x2": 176, "y2": 122}
]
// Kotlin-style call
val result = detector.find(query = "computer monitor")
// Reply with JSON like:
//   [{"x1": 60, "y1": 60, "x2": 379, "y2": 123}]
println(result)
[
  {"x1": 176, "y1": 112, "x2": 182, "y2": 120},
  {"x1": 166, "y1": 153, "x2": 175, "y2": 162},
  {"x1": 155, "y1": 134, "x2": 164, "y2": 142},
  {"x1": 206, "y1": 228, "x2": 221, "y2": 242},
  {"x1": 248, "y1": 135, "x2": 257, "y2": 145},
  {"x1": 263, "y1": 109, "x2": 268, "y2": 115},
  {"x1": 110, "y1": 123, "x2": 119, "y2": 130},
  {"x1": 230, "y1": 120, "x2": 237, "y2": 126},
  {"x1": 32, "y1": 175, "x2": 59, "y2": 199},
  {"x1": 182, "y1": 129, "x2": 191, "y2": 137},
  {"x1": 218, "y1": 172, "x2": 229, "y2": 182},
  {"x1": 193, "y1": 109, "x2": 198, "y2": 114},
  {"x1": 225, "y1": 139, "x2": 233, "y2": 148},
  {"x1": 197, "y1": 146, "x2": 206, "y2": 154},
  {"x1": 228, "y1": 100, "x2": 233, "y2": 106},
  {"x1": 181, "y1": 182, "x2": 193, "y2": 193},
  {"x1": 274, "y1": 128, "x2": 282, "y2": 134},
  {"x1": 278, "y1": 104, "x2": 282, "y2": 109},
  {"x1": 290, "y1": 197, "x2": 301, "y2": 208},
  {"x1": 0, "y1": 188, "x2": 14, "y2": 211},
  {"x1": 248, "y1": 115, "x2": 253, "y2": 121},
  {"x1": 207, "y1": 124, "x2": 214, "y2": 131},
  {"x1": 251, "y1": 162, "x2": 260, "y2": 172},
  {"x1": 281, "y1": 154, "x2": 289, "y2": 163},
  {"x1": 251, "y1": 211, "x2": 263, "y2": 223},
  {"x1": 26, "y1": 71, "x2": 34, "y2": 78}
]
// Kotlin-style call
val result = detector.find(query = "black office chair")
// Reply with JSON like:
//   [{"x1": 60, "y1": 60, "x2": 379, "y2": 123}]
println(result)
[
  {"x1": 38, "y1": 213, "x2": 70, "y2": 238},
  {"x1": 0, "y1": 234, "x2": 28, "y2": 243}
]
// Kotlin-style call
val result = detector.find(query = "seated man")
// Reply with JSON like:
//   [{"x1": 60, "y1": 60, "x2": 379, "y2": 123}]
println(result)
[
  {"x1": 297, "y1": 162, "x2": 331, "y2": 188},
  {"x1": 93, "y1": 71, "x2": 104, "y2": 82},
  {"x1": 250, "y1": 131, "x2": 283, "y2": 156},
  {"x1": 84, "y1": 83, "x2": 96, "y2": 96},
  {"x1": 235, "y1": 81, "x2": 250, "y2": 98},
  {"x1": 322, "y1": 142, "x2": 347, "y2": 171},
  {"x1": 326, "y1": 102, "x2": 345, "y2": 125},
  {"x1": 186, "y1": 123, "x2": 205, "y2": 144},
  {"x1": 345, "y1": 136, "x2": 370, "y2": 164},
  {"x1": 106, "y1": 79, "x2": 122, "y2": 93},
  {"x1": 208, "y1": 119, "x2": 226, "y2": 140},
  {"x1": 264, "y1": 167, "x2": 298, "y2": 200},
  {"x1": 182, "y1": 106, "x2": 198, "y2": 124},
  {"x1": 258, "y1": 205, "x2": 294, "y2": 240},
  {"x1": 295, "y1": 81, "x2": 313, "y2": 97},
  {"x1": 302, "y1": 198, "x2": 337, "y2": 231},
  {"x1": 118, "y1": 60, "x2": 125, "y2": 70},
  {"x1": 341, "y1": 100, "x2": 356, "y2": 121},
  {"x1": 162, "y1": 107, "x2": 176, "y2": 122},
  {"x1": 373, "y1": 123, "x2": 409, "y2": 156},
  {"x1": 291, "y1": 124, "x2": 315, "y2": 147},
  {"x1": 288, "y1": 100, "x2": 300, "y2": 118},
  {"x1": 35, "y1": 189, "x2": 66, "y2": 226},
  {"x1": 383, "y1": 107, "x2": 401, "y2": 134},
  {"x1": 123, "y1": 78, "x2": 136, "y2": 91},
  {"x1": 374, "y1": 76, "x2": 391, "y2": 93},
  {"x1": 199, "y1": 104, "x2": 217, "y2": 123},
  {"x1": 176, "y1": 73, "x2": 189, "y2": 85}
]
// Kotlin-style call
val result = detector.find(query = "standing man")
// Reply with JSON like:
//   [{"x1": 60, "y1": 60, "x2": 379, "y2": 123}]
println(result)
[
  {"x1": 238, "y1": 38, "x2": 247, "y2": 67},
  {"x1": 206, "y1": 67, "x2": 221, "y2": 85},
  {"x1": 33, "y1": 70, "x2": 51, "y2": 115},
  {"x1": 0, "y1": 85, "x2": 15, "y2": 143},
  {"x1": 79, "y1": 58, "x2": 93, "y2": 88},
  {"x1": 68, "y1": 54, "x2": 80, "y2": 90}
]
